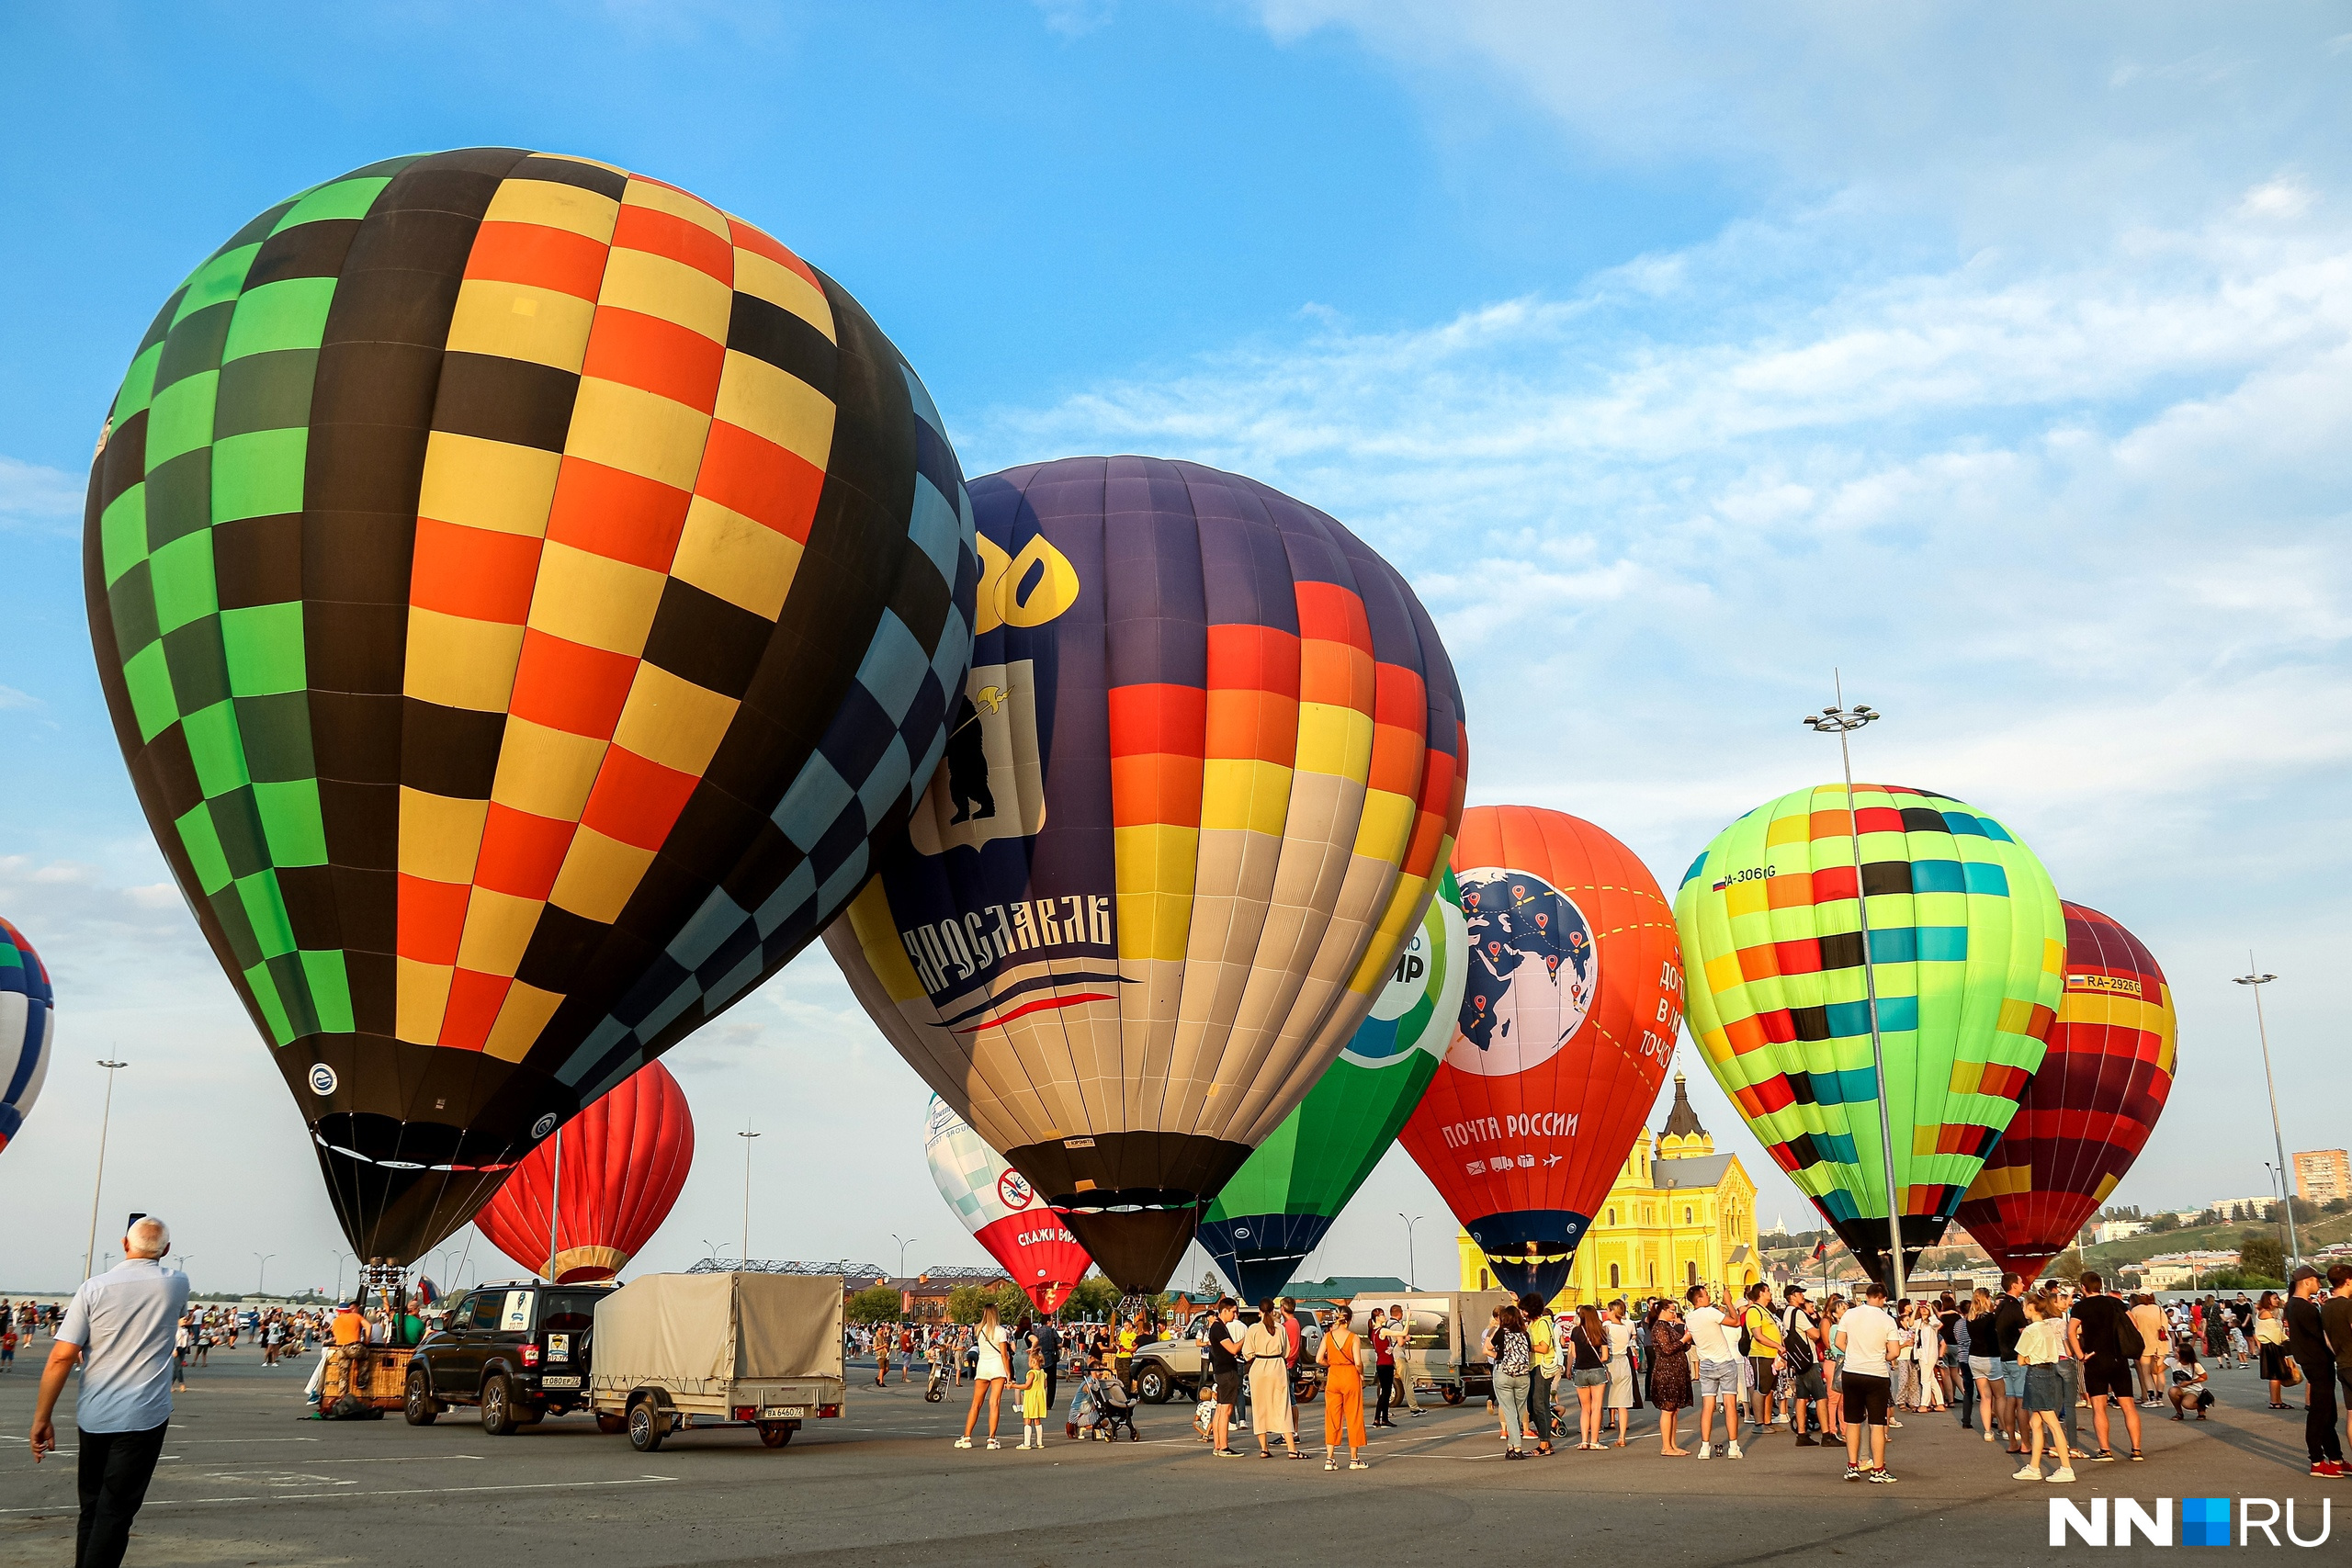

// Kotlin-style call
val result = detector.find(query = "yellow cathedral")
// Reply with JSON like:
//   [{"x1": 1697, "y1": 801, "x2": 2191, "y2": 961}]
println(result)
[{"x1": 1459, "y1": 1072, "x2": 1760, "y2": 1307}]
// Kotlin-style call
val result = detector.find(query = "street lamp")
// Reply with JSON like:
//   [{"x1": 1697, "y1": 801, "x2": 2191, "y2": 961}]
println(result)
[
  {"x1": 2233, "y1": 963, "x2": 2301, "y2": 1267},
  {"x1": 254, "y1": 1252, "x2": 276, "y2": 1297},
  {"x1": 1397, "y1": 1213, "x2": 1423, "y2": 1290},
  {"x1": 1803, "y1": 681, "x2": 1908, "y2": 1305},
  {"x1": 331, "y1": 1250, "x2": 348, "y2": 1302},
  {"x1": 891, "y1": 1234, "x2": 916, "y2": 1279},
  {"x1": 737, "y1": 1122, "x2": 762, "y2": 1266},
  {"x1": 83, "y1": 1058, "x2": 130, "y2": 1281}
]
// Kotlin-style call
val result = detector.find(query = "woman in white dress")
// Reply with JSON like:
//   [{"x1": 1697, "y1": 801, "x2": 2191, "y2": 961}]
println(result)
[
  {"x1": 956, "y1": 1304, "x2": 1013, "y2": 1450},
  {"x1": 1242, "y1": 1299, "x2": 1302, "y2": 1459},
  {"x1": 1602, "y1": 1301, "x2": 1637, "y2": 1446}
]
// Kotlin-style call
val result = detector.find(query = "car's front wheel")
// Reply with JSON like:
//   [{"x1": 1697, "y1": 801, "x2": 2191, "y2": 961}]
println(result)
[
  {"x1": 480, "y1": 1373, "x2": 518, "y2": 1436},
  {"x1": 403, "y1": 1370, "x2": 439, "y2": 1426},
  {"x1": 1136, "y1": 1365, "x2": 1170, "y2": 1404}
]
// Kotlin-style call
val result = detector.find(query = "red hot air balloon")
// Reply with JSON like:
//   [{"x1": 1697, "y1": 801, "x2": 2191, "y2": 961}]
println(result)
[
  {"x1": 1955, "y1": 902, "x2": 2177, "y2": 1281},
  {"x1": 475, "y1": 1061, "x2": 693, "y2": 1281},
  {"x1": 925, "y1": 1097, "x2": 1092, "y2": 1313},
  {"x1": 1399, "y1": 807, "x2": 1682, "y2": 1297}
]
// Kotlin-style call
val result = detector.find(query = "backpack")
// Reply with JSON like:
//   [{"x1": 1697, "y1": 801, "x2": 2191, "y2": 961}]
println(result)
[
  {"x1": 1781, "y1": 1308, "x2": 1816, "y2": 1372},
  {"x1": 2114, "y1": 1303, "x2": 2145, "y2": 1362}
]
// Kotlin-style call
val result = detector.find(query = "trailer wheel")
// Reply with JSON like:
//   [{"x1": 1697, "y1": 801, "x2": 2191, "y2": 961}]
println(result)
[
  {"x1": 481, "y1": 1374, "x2": 519, "y2": 1436},
  {"x1": 1441, "y1": 1382, "x2": 1464, "y2": 1406},
  {"x1": 403, "y1": 1371, "x2": 440, "y2": 1426},
  {"x1": 758, "y1": 1421, "x2": 795, "y2": 1448},
  {"x1": 596, "y1": 1413, "x2": 628, "y2": 1435},
  {"x1": 627, "y1": 1398, "x2": 667, "y2": 1453}
]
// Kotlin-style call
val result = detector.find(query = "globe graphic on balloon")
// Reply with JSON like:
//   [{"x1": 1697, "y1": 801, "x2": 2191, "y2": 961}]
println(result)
[{"x1": 1450, "y1": 867, "x2": 1596, "y2": 1077}]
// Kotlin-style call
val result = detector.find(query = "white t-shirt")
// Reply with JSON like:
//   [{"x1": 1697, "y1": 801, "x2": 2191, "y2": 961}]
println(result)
[
  {"x1": 1838, "y1": 1304, "x2": 1901, "y2": 1379},
  {"x1": 973, "y1": 1324, "x2": 1011, "y2": 1382},
  {"x1": 1685, "y1": 1305, "x2": 1737, "y2": 1365}
]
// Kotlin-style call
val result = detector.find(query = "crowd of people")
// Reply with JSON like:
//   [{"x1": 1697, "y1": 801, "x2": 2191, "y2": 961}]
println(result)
[{"x1": 838, "y1": 1260, "x2": 2352, "y2": 1483}]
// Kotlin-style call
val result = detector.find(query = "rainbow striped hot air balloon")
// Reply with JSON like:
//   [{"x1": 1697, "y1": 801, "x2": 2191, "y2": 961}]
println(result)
[
  {"x1": 1956, "y1": 902, "x2": 2177, "y2": 1281},
  {"x1": 1674, "y1": 784, "x2": 2064, "y2": 1285},
  {"x1": 83, "y1": 150, "x2": 976, "y2": 1263}
]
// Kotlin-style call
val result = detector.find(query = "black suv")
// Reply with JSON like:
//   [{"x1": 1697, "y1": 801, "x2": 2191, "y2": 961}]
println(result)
[{"x1": 404, "y1": 1280, "x2": 617, "y2": 1435}]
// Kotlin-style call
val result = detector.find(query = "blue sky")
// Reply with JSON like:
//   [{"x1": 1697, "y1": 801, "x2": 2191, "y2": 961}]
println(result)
[{"x1": 5, "y1": 3, "x2": 2347, "y2": 1293}]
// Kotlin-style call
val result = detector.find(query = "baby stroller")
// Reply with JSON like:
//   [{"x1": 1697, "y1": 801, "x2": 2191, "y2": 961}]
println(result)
[{"x1": 1090, "y1": 1375, "x2": 1141, "y2": 1441}]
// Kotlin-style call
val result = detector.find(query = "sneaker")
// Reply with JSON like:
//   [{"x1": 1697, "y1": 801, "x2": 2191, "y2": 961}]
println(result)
[
  {"x1": 1843, "y1": 1464, "x2": 1863, "y2": 1482},
  {"x1": 2048, "y1": 1468, "x2": 2075, "y2": 1483},
  {"x1": 1726, "y1": 1441, "x2": 1743, "y2": 1461},
  {"x1": 1213, "y1": 1448, "x2": 1242, "y2": 1459},
  {"x1": 2014, "y1": 1466, "x2": 2041, "y2": 1481},
  {"x1": 2092, "y1": 1450, "x2": 2116, "y2": 1462},
  {"x1": 1776, "y1": 1412, "x2": 1791, "y2": 1425},
  {"x1": 1324, "y1": 1459, "x2": 1337, "y2": 1471},
  {"x1": 2312, "y1": 1461, "x2": 2346, "y2": 1478},
  {"x1": 955, "y1": 1438, "x2": 972, "y2": 1449},
  {"x1": 986, "y1": 1438, "x2": 1000, "y2": 1450},
  {"x1": 1983, "y1": 1426, "x2": 1996, "y2": 1442},
  {"x1": 1867, "y1": 1468, "x2": 1897, "y2": 1483},
  {"x1": 1696, "y1": 1443, "x2": 1713, "y2": 1461},
  {"x1": 1795, "y1": 1434, "x2": 1820, "y2": 1447},
  {"x1": 1350, "y1": 1461, "x2": 1369, "y2": 1471}
]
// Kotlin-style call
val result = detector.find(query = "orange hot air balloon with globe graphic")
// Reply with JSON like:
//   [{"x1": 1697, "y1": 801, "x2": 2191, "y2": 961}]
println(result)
[{"x1": 1398, "y1": 807, "x2": 1683, "y2": 1298}]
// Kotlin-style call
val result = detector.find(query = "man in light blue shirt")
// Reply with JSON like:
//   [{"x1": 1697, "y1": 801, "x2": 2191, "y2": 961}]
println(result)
[{"x1": 31, "y1": 1216, "x2": 188, "y2": 1568}]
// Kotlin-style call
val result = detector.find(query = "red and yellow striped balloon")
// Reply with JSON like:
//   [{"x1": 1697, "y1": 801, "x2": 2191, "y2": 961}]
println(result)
[{"x1": 828, "y1": 457, "x2": 1465, "y2": 1291}]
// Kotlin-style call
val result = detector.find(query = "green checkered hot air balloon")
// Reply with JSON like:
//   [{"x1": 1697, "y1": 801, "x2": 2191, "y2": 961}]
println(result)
[
  {"x1": 1672, "y1": 784, "x2": 2064, "y2": 1286},
  {"x1": 1197, "y1": 870, "x2": 1467, "y2": 1301}
]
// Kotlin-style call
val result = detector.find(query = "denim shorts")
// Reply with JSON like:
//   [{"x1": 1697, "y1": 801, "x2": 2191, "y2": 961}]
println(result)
[
  {"x1": 2000, "y1": 1359, "x2": 2028, "y2": 1398},
  {"x1": 1968, "y1": 1354, "x2": 1998, "y2": 1380},
  {"x1": 1572, "y1": 1367, "x2": 1608, "y2": 1389},
  {"x1": 2023, "y1": 1364, "x2": 2064, "y2": 1414},
  {"x1": 1697, "y1": 1359, "x2": 1740, "y2": 1398}
]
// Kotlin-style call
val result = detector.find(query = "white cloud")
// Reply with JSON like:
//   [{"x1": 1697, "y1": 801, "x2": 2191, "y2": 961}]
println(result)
[
  {"x1": 962, "y1": 148, "x2": 2352, "y2": 1226},
  {"x1": 0, "y1": 684, "x2": 41, "y2": 711},
  {"x1": 0, "y1": 455, "x2": 81, "y2": 534}
]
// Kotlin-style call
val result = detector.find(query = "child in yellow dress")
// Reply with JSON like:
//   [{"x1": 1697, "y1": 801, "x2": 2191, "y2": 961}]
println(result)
[{"x1": 1018, "y1": 1359, "x2": 1048, "y2": 1449}]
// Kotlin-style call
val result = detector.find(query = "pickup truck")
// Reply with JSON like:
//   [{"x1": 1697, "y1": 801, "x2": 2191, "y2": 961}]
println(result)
[
  {"x1": 1124, "y1": 1310, "x2": 1319, "y2": 1405},
  {"x1": 587, "y1": 1271, "x2": 846, "y2": 1451}
]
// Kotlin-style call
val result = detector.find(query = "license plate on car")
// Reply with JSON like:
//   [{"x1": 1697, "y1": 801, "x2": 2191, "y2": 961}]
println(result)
[
  {"x1": 540, "y1": 1376, "x2": 581, "y2": 1389},
  {"x1": 759, "y1": 1405, "x2": 803, "y2": 1418}
]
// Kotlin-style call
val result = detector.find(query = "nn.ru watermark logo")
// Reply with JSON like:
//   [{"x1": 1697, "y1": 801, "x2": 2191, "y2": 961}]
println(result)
[{"x1": 2051, "y1": 1498, "x2": 2332, "y2": 1548}]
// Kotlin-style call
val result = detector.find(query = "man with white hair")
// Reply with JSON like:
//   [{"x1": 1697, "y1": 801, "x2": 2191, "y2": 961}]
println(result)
[{"x1": 30, "y1": 1215, "x2": 188, "y2": 1568}]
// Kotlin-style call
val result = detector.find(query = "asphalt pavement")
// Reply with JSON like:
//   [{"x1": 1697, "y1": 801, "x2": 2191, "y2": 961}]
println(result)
[{"x1": 0, "y1": 1347, "x2": 2335, "y2": 1565}]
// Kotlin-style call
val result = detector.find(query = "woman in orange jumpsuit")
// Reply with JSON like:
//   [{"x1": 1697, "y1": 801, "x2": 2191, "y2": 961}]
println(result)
[{"x1": 1318, "y1": 1305, "x2": 1369, "y2": 1470}]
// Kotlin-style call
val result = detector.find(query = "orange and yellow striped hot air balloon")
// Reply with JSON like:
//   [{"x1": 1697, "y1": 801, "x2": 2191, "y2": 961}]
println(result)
[{"x1": 827, "y1": 457, "x2": 1465, "y2": 1291}]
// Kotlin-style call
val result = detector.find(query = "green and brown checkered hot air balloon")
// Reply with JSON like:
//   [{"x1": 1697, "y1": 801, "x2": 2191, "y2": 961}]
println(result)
[
  {"x1": 84, "y1": 150, "x2": 978, "y2": 1264},
  {"x1": 1672, "y1": 784, "x2": 2065, "y2": 1286}
]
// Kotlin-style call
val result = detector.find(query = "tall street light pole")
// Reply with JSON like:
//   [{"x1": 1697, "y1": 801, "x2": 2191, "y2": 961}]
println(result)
[
  {"x1": 83, "y1": 1058, "x2": 130, "y2": 1281},
  {"x1": 332, "y1": 1250, "x2": 348, "y2": 1302},
  {"x1": 1398, "y1": 1213, "x2": 1422, "y2": 1290},
  {"x1": 545, "y1": 1122, "x2": 565, "y2": 1282},
  {"x1": 254, "y1": 1252, "x2": 276, "y2": 1297},
  {"x1": 2233, "y1": 962, "x2": 2301, "y2": 1267},
  {"x1": 1804, "y1": 682, "x2": 1908, "y2": 1304},
  {"x1": 738, "y1": 1122, "x2": 762, "y2": 1268},
  {"x1": 891, "y1": 1235, "x2": 916, "y2": 1280}
]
